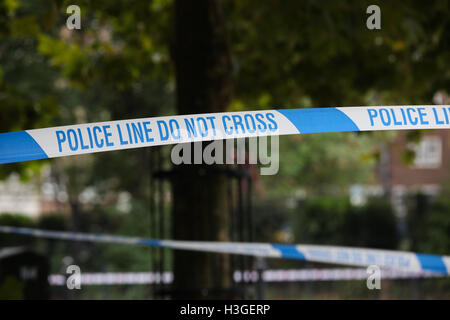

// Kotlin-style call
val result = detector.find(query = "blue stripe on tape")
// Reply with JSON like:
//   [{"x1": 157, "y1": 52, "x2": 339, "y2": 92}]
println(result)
[
  {"x1": 0, "y1": 131, "x2": 48, "y2": 164},
  {"x1": 278, "y1": 108, "x2": 360, "y2": 133},
  {"x1": 416, "y1": 253, "x2": 448, "y2": 274},
  {"x1": 271, "y1": 244, "x2": 306, "y2": 260},
  {"x1": 138, "y1": 239, "x2": 163, "y2": 247}
]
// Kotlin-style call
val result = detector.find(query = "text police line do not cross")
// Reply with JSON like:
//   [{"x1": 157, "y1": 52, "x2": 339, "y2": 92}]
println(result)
[
  {"x1": 54, "y1": 112, "x2": 278, "y2": 153},
  {"x1": 54, "y1": 112, "x2": 280, "y2": 175}
]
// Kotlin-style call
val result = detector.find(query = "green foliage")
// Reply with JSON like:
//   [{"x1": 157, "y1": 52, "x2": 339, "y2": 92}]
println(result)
[
  {"x1": 0, "y1": 0, "x2": 61, "y2": 178},
  {"x1": 294, "y1": 196, "x2": 352, "y2": 245},
  {"x1": 266, "y1": 132, "x2": 381, "y2": 196},
  {"x1": 294, "y1": 196, "x2": 398, "y2": 249},
  {"x1": 32, "y1": 0, "x2": 174, "y2": 88},
  {"x1": 0, "y1": 213, "x2": 35, "y2": 246},
  {"x1": 0, "y1": 0, "x2": 175, "y2": 181},
  {"x1": 38, "y1": 213, "x2": 67, "y2": 230},
  {"x1": 228, "y1": 0, "x2": 449, "y2": 107},
  {"x1": 253, "y1": 198, "x2": 292, "y2": 242},
  {"x1": 345, "y1": 198, "x2": 398, "y2": 249},
  {"x1": 0, "y1": 276, "x2": 24, "y2": 300},
  {"x1": 407, "y1": 187, "x2": 450, "y2": 254}
]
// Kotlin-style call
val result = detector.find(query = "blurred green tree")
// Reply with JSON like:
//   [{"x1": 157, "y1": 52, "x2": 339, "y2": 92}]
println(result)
[{"x1": 294, "y1": 196, "x2": 398, "y2": 249}]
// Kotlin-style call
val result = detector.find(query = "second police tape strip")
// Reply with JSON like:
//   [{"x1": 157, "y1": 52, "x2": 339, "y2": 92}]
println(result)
[
  {"x1": 1, "y1": 225, "x2": 449, "y2": 275},
  {"x1": 47, "y1": 269, "x2": 447, "y2": 286},
  {"x1": 1, "y1": 105, "x2": 450, "y2": 164}
]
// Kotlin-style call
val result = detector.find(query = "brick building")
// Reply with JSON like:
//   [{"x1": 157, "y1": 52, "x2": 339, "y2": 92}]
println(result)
[{"x1": 377, "y1": 129, "x2": 450, "y2": 219}]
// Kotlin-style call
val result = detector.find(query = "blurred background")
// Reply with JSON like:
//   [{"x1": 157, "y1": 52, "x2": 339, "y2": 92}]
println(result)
[{"x1": 0, "y1": 0, "x2": 449, "y2": 299}]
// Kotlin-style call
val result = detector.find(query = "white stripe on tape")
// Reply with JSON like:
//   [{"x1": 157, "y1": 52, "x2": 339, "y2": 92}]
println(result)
[{"x1": 1, "y1": 105, "x2": 449, "y2": 164}]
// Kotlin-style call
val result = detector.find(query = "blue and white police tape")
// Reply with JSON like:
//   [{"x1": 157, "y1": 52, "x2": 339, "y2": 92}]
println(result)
[
  {"x1": 1, "y1": 105, "x2": 449, "y2": 164},
  {"x1": 1, "y1": 225, "x2": 449, "y2": 275}
]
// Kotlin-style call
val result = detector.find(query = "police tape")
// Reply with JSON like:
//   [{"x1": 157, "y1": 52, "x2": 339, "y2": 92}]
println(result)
[
  {"x1": 1, "y1": 105, "x2": 449, "y2": 164},
  {"x1": 1, "y1": 226, "x2": 449, "y2": 275},
  {"x1": 47, "y1": 268, "x2": 447, "y2": 286}
]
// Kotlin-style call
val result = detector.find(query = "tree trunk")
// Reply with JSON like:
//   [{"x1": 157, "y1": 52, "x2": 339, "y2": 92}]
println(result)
[{"x1": 172, "y1": 0, "x2": 233, "y2": 299}]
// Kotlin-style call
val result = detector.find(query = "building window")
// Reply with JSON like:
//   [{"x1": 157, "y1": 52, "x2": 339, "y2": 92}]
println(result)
[{"x1": 411, "y1": 136, "x2": 442, "y2": 169}]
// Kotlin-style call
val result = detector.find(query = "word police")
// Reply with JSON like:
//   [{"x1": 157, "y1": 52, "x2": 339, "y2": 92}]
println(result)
[{"x1": 367, "y1": 106, "x2": 450, "y2": 127}]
